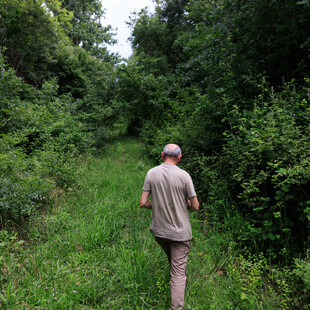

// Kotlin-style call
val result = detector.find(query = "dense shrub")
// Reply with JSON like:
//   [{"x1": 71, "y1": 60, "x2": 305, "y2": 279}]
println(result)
[
  {"x1": 0, "y1": 146, "x2": 49, "y2": 228},
  {"x1": 191, "y1": 82, "x2": 310, "y2": 261},
  {"x1": 0, "y1": 52, "x2": 114, "y2": 229}
]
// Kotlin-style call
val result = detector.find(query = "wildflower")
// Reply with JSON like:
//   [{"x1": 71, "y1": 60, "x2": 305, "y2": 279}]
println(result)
[
  {"x1": 38, "y1": 299, "x2": 40, "y2": 302},
  {"x1": 73, "y1": 290, "x2": 76, "y2": 293},
  {"x1": 45, "y1": 287, "x2": 48, "y2": 290},
  {"x1": 54, "y1": 297, "x2": 57, "y2": 300},
  {"x1": 76, "y1": 282, "x2": 79, "y2": 285}
]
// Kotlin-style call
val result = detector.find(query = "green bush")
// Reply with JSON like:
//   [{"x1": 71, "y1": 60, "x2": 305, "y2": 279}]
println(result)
[
  {"x1": 0, "y1": 145, "x2": 50, "y2": 228},
  {"x1": 140, "y1": 122, "x2": 186, "y2": 162},
  {"x1": 0, "y1": 60, "x2": 112, "y2": 228},
  {"x1": 31, "y1": 139, "x2": 83, "y2": 190},
  {"x1": 292, "y1": 256, "x2": 310, "y2": 291},
  {"x1": 206, "y1": 82, "x2": 310, "y2": 260}
]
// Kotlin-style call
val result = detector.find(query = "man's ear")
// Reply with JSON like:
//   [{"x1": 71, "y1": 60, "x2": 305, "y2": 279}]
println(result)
[
  {"x1": 161, "y1": 152, "x2": 164, "y2": 160},
  {"x1": 178, "y1": 154, "x2": 182, "y2": 162}
]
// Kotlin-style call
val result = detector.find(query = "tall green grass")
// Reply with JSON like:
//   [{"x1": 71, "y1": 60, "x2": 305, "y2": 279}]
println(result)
[{"x1": 0, "y1": 137, "x2": 296, "y2": 309}]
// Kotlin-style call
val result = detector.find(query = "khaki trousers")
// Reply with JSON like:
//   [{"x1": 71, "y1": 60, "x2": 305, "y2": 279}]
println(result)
[{"x1": 155, "y1": 237, "x2": 191, "y2": 310}]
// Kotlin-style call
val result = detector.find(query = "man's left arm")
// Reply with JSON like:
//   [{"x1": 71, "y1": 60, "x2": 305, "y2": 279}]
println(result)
[
  {"x1": 187, "y1": 196, "x2": 199, "y2": 211},
  {"x1": 140, "y1": 191, "x2": 152, "y2": 209}
]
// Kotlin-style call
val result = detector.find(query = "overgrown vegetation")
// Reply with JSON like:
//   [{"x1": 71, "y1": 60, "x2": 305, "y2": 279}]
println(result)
[
  {"x1": 0, "y1": 138, "x2": 301, "y2": 309},
  {"x1": 119, "y1": 0, "x2": 310, "y2": 263},
  {"x1": 114, "y1": 0, "x2": 310, "y2": 305},
  {"x1": 0, "y1": 0, "x2": 118, "y2": 229},
  {"x1": 1, "y1": 0, "x2": 310, "y2": 308}
]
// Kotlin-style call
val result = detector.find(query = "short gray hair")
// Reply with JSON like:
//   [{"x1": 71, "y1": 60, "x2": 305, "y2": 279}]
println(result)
[{"x1": 163, "y1": 144, "x2": 182, "y2": 158}]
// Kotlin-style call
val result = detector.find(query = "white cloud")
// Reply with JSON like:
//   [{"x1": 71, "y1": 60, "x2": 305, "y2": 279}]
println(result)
[{"x1": 101, "y1": 0, "x2": 155, "y2": 59}]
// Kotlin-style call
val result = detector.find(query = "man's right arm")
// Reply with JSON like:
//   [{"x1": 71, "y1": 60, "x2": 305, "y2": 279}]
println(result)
[
  {"x1": 140, "y1": 191, "x2": 152, "y2": 209},
  {"x1": 187, "y1": 196, "x2": 199, "y2": 211}
]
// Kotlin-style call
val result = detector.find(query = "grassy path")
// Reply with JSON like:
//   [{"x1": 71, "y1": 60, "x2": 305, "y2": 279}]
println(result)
[{"x1": 1, "y1": 137, "x2": 287, "y2": 309}]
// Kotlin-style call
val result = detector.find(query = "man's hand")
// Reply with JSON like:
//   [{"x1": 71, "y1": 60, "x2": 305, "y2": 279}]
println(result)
[
  {"x1": 187, "y1": 196, "x2": 199, "y2": 211},
  {"x1": 140, "y1": 191, "x2": 152, "y2": 209}
]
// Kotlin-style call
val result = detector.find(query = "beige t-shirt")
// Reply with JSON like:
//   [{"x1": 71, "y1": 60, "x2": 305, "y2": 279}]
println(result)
[{"x1": 142, "y1": 163, "x2": 197, "y2": 241}]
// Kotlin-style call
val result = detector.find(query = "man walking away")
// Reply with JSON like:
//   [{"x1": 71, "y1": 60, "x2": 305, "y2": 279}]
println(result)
[{"x1": 140, "y1": 144, "x2": 199, "y2": 310}]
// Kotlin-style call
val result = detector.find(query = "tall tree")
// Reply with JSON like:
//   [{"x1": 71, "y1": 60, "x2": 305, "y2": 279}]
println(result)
[
  {"x1": 128, "y1": 0, "x2": 190, "y2": 72},
  {"x1": 0, "y1": 0, "x2": 66, "y2": 86},
  {"x1": 221, "y1": 0, "x2": 310, "y2": 85},
  {"x1": 58, "y1": 0, "x2": 117, "y2": 61}
]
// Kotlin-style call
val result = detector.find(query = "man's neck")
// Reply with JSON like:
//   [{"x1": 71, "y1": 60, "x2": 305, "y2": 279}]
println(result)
[{"x1": 163, "y1": 158, "x2": 179, "y2": 165}]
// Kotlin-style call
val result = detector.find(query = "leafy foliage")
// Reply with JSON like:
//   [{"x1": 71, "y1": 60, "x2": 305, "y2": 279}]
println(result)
[
  {"x1": 119, "y1": 0, "x2": 310, "y2": 267},
  {"x1": 1, "y1": 0, "x2": 310, "y2": 303},
  {"x1": 0, "y1": 0, "x2": 118, "y2": 87},
  {"x1": 214, "y1": 82, "x2": 310, "y2": 259},
  {"x1": 0, "y1": 0, "x2": 118, "y2": 228},
  {"x1": 58, "y1": 0, "x2": 118, "y2": 61},
  {"x1": 0, "y1": 0, "x2": 67, "y2": 86}
]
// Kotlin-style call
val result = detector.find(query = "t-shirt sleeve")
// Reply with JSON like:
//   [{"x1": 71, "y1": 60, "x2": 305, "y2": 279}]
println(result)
[
  {"x1": 142, "y1": 171, "x2": 151, "y2": 192},
  {"x1": 186, "y1": 174, "x2": 196, "y2": 198}
]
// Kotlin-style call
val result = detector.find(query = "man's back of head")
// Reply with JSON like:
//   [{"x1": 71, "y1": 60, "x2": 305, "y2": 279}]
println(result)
[{"x1": 162, "y1": 144, "x2": 182, "y2": 163}]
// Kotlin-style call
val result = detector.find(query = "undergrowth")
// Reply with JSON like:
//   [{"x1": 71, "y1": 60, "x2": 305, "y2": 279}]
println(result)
[{"x1": 0, "y1": 137, "x2": 307, "y2": 309}]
